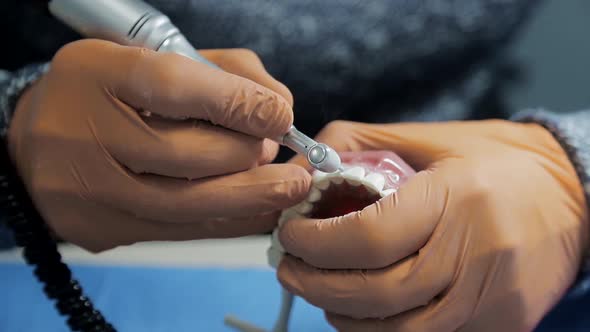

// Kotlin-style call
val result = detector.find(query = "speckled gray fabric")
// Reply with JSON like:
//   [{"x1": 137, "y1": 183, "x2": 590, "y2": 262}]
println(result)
[
  {"x1": 0, "y1": 63, "x2": 48, "y2": 248},
  {"x1": 0, "y1": 63, "x2": 49, "y2": 137},
  {"x1": 119, "y1": 0, "x2": 537, "y2": 129},
  {"x1": 3, "y1": 0, "x2": 537, "y2": 135}
]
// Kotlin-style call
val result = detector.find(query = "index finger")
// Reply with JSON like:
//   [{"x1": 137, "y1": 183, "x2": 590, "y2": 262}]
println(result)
[{"x1": 98, "y1": 40, "x2": 293, "y2": 139}]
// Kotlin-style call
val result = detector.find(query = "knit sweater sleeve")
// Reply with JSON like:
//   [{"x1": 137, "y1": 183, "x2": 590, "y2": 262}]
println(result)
[
  {"x1": 0, "y1": 63, "x2": 49, "y2": 136},
  {"x1": 513, "y1": 109, "x2": 590, "y2": 299}
]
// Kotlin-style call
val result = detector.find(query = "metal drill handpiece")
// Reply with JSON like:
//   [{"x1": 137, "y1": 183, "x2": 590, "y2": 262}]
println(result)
[
  {"x1": 49, "y1": 0, "x2": 338, "y2": 171},
  {"x1": 49, "y1": 0, "x2": 218, "y2": 67}
]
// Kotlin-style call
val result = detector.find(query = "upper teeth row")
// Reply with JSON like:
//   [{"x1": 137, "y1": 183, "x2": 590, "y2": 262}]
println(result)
[
  {"x1": 313, "y1": 166, "x2": 397, "y2": 197},
  {"x1": 267, "y1": 166, "x2": 399, "y2": 267},
  {"x1": 268, "y1": 166, "x2": 399, "y2": 268},
  {"x1": 278, "y1": 166, "x2": 398, "y2": 226}
]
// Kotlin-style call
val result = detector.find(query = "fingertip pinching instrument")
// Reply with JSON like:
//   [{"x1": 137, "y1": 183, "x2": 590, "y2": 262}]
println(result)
[{"x1": 49, "y1": 0, "x2": 342, "y2": 173}]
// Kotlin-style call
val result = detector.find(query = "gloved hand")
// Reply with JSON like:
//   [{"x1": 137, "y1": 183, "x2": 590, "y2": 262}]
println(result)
[
  {"x1": 277, "y1": 120, "x2": 589, "y2": 332},
  {"x1": 8, "y1": 39, "x2": 310, "y2": 252}
]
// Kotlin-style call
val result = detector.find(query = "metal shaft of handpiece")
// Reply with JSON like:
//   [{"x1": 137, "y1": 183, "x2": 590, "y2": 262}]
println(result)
[{"x1": 49, "y1": 0, "x2": 218, "y2": 68}]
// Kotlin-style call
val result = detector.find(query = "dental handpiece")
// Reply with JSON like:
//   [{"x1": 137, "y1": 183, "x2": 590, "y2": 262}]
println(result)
[{"x1": 48, "y1": 0, "x2": 342, "y2": 173}]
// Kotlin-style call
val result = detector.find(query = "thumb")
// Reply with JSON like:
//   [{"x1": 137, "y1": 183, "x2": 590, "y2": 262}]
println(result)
[
  {"x1": 88, "y1": 40, "x2": 294, "y2": 139},
  {"x1": 290, "y1": 121, "x2": 450, "y2": 170},
  {"x1": 279, "y1": 168, "x2": 447, "y2": 269}
]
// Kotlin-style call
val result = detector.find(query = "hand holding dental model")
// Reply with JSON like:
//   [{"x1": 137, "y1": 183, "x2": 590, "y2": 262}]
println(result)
[
  {"x1": 225, "y1": 149, "x2": 417, "y2": 332},
  {"x1": 7, "y1": 39, "x2": 311, "y2": 252},
  {"x1": 275, "y1": 120, "x2": 588, "y2": 332}
]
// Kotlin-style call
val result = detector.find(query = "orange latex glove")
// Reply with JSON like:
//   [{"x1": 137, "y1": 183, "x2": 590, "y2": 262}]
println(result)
[
  {"x1": 8, "y1": 39, "x2": 311, "y2": 252},
  {"x1": 277, "y1": 120, "x2": 589, "y2": 332}
]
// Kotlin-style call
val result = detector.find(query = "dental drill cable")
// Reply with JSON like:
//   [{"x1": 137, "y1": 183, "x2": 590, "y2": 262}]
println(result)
[
  {"x1": 0, "y1": 142, "x2": 116, "y2": 331},
  {"x1": 2, "y1": 2, "x2": 339, "y2": 331},
  {"x1": 48, "y1": 0, "x2": 343, "y2": 174}
]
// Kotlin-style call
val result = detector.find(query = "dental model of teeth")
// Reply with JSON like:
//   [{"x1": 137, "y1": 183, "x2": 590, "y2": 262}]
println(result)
[{"x1": 225, "y1": 151, "x2": 416, "y2": 332}]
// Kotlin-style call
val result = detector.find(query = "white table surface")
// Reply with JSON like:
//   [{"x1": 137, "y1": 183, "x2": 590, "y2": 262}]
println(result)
[{"x1": 0, "y1": 235, "x2": 272, "y2": 268}]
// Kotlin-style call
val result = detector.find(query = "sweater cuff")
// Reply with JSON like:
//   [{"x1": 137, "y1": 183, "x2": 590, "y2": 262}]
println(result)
[
  {"x1": 512, "y1": 109, "x2": 590, "y2": 298},
  {"x1": 0, "y1": 63, "x2": 49, "y2": 248},
  {"x1": 0, "y1": 62, "x2": 50, "y2": 138}
]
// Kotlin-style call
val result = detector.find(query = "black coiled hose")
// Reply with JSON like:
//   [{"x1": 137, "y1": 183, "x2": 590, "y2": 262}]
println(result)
[{"x1": 0, "y1": 142, "x2": 116, "y2": 332}]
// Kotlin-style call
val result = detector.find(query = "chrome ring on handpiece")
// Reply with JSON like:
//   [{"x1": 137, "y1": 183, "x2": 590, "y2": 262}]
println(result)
[
  {"x1": 275, "y1": 126, "x2": 342, "y2": 173},
  {"x1": 308, "y1": 143, "x2": 342, "y2": 173},
  {"x1": 307, "y1": 144, "x2": 327, "y2": 165}
]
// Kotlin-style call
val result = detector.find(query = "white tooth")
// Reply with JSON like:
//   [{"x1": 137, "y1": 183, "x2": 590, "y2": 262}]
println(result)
[
  {"x1": 342, "y1": 166, "x2": 365, "y2": 186},
  {"x1": 380, "y1": 188, "x2": 397, "y2": 197},
  {"x1": 278, "y1": 208, "x2": 302, "y2": 226},
  {"x1": 294, "y1": 201, "x2": 313, "y2": 215},
  {"x1": 267, "y1": 247, "x2": 284, "y2": 269},
  {"x1": 315, "y1": 179, "x2": 330, "y2": 190},
  {"x1": 363, "y1": 172, "x2": 385, "y2": 192},
  {"x1": 307, "y1": 187, "x2": 322, "y2": 202},
  {"x1": 312, "y1": 170, "x2": 329, "y2": 183},
  {"x1": 330, "y1": 176, "x2": 344, "y2": 184},
  {"x1": 271, "y1": 229, "x2": 284, "y2": 251}
]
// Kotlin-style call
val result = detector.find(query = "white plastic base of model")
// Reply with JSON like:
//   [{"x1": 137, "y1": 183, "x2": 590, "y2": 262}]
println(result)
[{"x1": 224, "y1": 288, "x2": 293, "y2": 332}]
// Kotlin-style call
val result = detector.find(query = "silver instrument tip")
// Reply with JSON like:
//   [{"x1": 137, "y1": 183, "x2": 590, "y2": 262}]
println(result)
[
  {"x1": 279, "y1": 125, "x2": 341, "y2": 173},
  {"x1": 308, "y1": 143, "x2": 342, "y2": 173}
]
